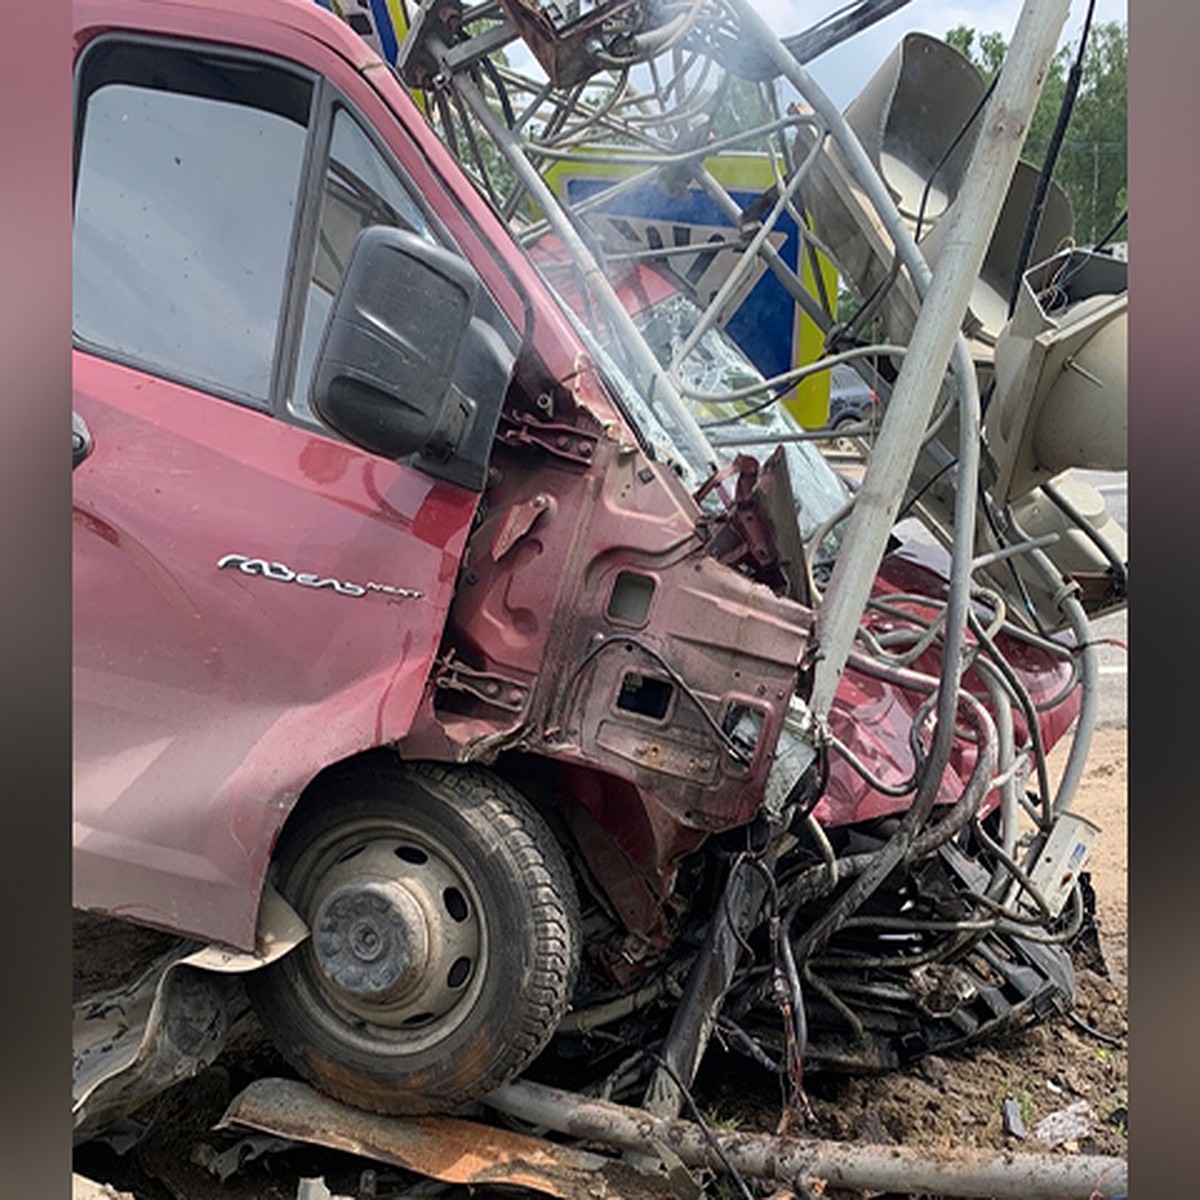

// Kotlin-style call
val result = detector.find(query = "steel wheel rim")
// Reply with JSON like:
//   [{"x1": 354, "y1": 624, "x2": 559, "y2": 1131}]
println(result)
[{"x1": 284, "y1": 816, "x2": 490, "y2": 1056}]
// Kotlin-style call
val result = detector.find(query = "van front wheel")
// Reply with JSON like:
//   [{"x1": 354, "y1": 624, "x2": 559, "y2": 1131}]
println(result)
[{"x1": 247, "y1": 759, "x2": 579, "y2": 1115}]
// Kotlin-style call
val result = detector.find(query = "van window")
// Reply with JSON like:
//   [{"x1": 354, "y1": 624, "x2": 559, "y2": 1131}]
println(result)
[
  {"x1": 73, "y1": 42, "x2": 313, "y2": 406},
  {"x1": 288, "y1": 108, "x2": 435, "y2": 420}
]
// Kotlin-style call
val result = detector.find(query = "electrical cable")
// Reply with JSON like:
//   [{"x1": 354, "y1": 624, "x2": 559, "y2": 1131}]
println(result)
[
  {"x1": 832, "y1": 256, "x2": 900, "y2": 349},
  {"x1": 979, "y1": 483, "x2": 1054, "y2": 639},
  {"x1": 1093, "y1": 207, "x2": 1127, "y2": 252},
  {"x1": 997, "y1": 880, "x2": 1084, "y2": 943},
  {"x1": 803, "y1": 811, "x2": 840, "y2": 890},
  {"x1": 802, "y1": 964, "x2": 864, "y2": 1039},
  {"x1": 695, "y1": 343, "x2": 908, "y2": 425},
  {"x1": 968, "y1": 607, "x2": 1054, "y2": 831},
  {"x1": 807, "y1": 826, "x2": 1074, "y2": 964},
  {"x1": 1040, "y1": 478, "x2": 1128, "y2": 598},
  {"x1": 896, "y1": 457, "x2": 956, "y2": 522},
  {"x1": 1006, "y1": 0, "x2": 1099, "y2": 316},
  {"x1": 716, "y1": 1016, "x2": 784, "y2": 1072},
  {"x1": 779, "y1": 685, "x2": 998, "y2": 949},
  {"x1": 861, "y1": 604, "x2": 950, "y2": 669},
  {"x1": 782, "y1": 0, "x2": 914, "y2": 65},
  {"x1": 973, "y1": 815, "x2": 1054, "y2": 923},
  {"x1": 827, "y1": 733, "x2": 918, "y2": 797},
  {"x1": 640, "y1": 1047, "x2": 758, "y2": 1200},
  {"x1": 914, "y1": 73, "x2": 999, "y2": 243},
  {"x1": 478, "y1": 53, "x2": 515, "y2": 128},
  {"x1": 1067, "y1": 1009, "x2": 1125, "y2": 1048}
]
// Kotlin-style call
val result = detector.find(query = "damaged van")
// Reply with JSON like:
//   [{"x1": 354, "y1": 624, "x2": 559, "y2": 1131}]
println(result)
[{"x1": 73, "y1": 0, "x2": 1125, "y2": 1136}]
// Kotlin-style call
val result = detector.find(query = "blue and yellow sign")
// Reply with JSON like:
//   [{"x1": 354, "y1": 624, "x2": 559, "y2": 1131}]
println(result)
[
  {"x1": 313, "y1": 0, "x2": 410, "y2": 64},
  {"x1": 546, "y1": 155, "x2": 836, "y2": 428}
]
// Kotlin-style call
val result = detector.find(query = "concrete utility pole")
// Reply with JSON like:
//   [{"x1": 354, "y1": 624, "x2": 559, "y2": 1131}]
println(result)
[{"x1": 746, "y1": 0, "x2": 1074, "y2": 721}]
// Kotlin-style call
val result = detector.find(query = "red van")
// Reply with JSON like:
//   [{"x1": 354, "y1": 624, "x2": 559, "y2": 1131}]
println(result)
[{"x1": 72, "y1": 0, "x2": 1087, "y2": 1133}]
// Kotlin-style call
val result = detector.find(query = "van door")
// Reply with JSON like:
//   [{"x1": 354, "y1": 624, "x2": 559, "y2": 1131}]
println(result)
[{"x1": 72, "y1": 33, "x2": 482, "y2": 948}]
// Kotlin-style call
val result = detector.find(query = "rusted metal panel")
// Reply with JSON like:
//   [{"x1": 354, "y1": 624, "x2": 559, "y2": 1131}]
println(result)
[
  {"x1": 221, "y1": 1078, "x2": 679, "y2": 1200},
  {"x1": 494, "y1": 0, "x2": 644, "y2": 89}
]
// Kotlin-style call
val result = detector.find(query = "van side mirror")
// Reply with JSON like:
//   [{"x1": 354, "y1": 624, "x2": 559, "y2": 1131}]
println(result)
[{"x1": 311, "y1": 226, "x2": 514, "y2": 491}]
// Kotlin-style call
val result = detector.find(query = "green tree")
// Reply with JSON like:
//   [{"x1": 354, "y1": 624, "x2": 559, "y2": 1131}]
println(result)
[
  {"x1": 945, "y1": 21, "x2": 1126, "y2": 245},
  {"x1": 945, "y1": 26, "x2": 1010, "y2": 78}
]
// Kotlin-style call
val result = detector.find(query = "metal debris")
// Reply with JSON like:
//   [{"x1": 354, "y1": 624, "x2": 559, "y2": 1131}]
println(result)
[
  {"x1": 207, "y1": 1133, "x2": 303, "y2": 1182},
  {"x1": 220, "y1": 1078, "x2": 679, "y2": 1200},
  {"x1": 1002, "y1": 1096, "x2": 1027, "y2": 1139},
  {"x1": 87, "y1": 1117, "x2": 146, "y2": 1157},
  {"x1": 73, "y1": 887, "x2": 308, "y2": 1142}
]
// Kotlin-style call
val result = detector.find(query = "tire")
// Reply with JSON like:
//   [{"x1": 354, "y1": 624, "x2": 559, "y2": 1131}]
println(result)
[
  {"x1": 246, "y1": 758, "x2": 580, "y2": 1114},
  {"x1": 829, "y1": 414, "x2": 861, "y2": 456}
]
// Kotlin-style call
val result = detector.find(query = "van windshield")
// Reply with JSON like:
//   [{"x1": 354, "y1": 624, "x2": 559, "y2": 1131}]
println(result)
[
  {"x1": 633, "y1": 292, "x2": 848, "y2": 560},
  {"x1": 554, "y1": 283, "x2": 849, "y2": 576}
]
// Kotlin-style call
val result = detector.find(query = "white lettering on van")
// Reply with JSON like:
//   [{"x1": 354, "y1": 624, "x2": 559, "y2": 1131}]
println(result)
[{"x1": 217, "y1": 554, "x2": 422, "y2": 601}]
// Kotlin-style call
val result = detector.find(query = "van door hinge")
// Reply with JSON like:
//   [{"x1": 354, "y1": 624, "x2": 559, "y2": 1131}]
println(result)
[
  {"x1": 434, "y1": 654, "x2": 529, "y2": 714},
  {"x1": 497, "y1": 412, "x2": 599, "y2": 466}
]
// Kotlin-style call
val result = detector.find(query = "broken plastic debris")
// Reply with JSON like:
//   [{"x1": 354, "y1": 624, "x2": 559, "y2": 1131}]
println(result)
[
  {"x1": 72, "y1": 1176, "x2": 135, "y2": 1200},
  {"x1": 296, "y1": 1179, "x2": 354, "y2": 1200},
  {"x1": 1033, "y1": 1099, "x2": 1098, "y2": 1147},
  {"x1": 1001, "y1": 1096, "x2": 1026, "y2": 1139}
]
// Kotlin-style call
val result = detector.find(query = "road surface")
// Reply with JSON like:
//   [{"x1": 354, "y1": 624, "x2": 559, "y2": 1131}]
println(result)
[{"x1": 1075, "y1": 470, "x2": 1127, "y2": 730}]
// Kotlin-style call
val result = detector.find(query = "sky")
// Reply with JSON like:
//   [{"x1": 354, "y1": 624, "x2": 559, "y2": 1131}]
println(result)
[{"x1": 777, "y1": 0, "x2": 1129, "y2": 108}]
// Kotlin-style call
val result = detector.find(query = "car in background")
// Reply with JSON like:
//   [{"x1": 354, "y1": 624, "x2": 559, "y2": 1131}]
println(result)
[{"x1": 827, "y1": 361, "x2": 879, "y2": 432}]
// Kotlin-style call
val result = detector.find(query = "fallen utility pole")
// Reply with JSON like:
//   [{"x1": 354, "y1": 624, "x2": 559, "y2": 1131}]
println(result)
[
  {"x1": 486, "y1": 1079, "x2": 1128, "y2": 1200},
  {"x1": 788, "y1": 0, "x2": 1073, "y2": 723}
]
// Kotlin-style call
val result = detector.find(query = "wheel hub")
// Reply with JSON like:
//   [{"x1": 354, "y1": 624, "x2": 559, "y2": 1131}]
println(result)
[
  {"x1": 312, "y1": 881, "x2": 429, "y2": 1004},
  {"x1": 301, "y1": 836, "x2": 485, "y2": 1033}
]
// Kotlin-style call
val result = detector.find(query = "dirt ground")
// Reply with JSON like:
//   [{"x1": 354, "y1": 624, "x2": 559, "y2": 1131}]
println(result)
[
  {"x1": 792, "y1": 727, "x2": 1129, "y2": 1168},
  {"x1": 74, "y1": 729, "x2": 1128, "y2": 1199}
]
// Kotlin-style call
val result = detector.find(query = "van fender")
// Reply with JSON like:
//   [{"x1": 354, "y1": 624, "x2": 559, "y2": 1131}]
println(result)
[{"x1": 72, "y1": 887, "x2": 308, "y2": 1141}]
